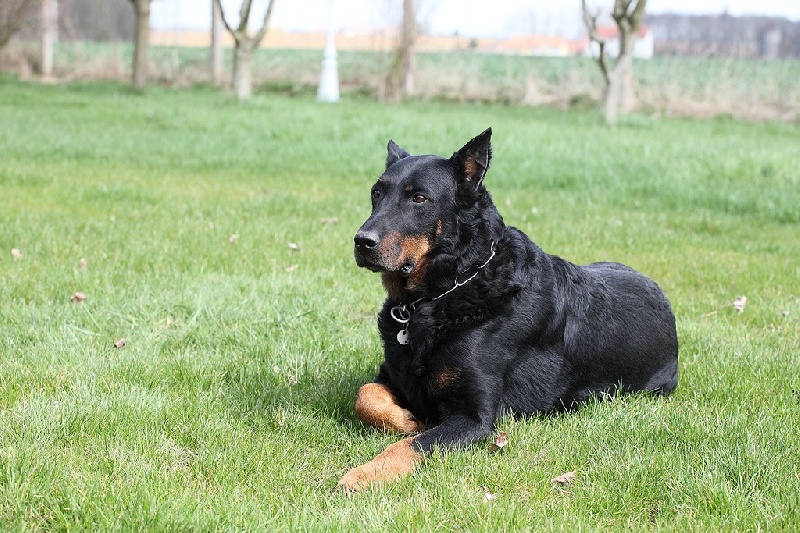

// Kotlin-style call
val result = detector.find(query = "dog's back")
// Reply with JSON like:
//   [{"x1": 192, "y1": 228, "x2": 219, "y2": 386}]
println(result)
[
  {"x1": 484, "y1": 228, "x2": 678, "y2": 416},
  {"x1": 562, "y1": 258, "x2": 678, "y2": 400}
]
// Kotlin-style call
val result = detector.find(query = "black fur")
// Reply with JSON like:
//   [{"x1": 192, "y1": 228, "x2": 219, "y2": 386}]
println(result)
[{"x1": 353, "y1": 128, "x2": 679, "y2": 453}]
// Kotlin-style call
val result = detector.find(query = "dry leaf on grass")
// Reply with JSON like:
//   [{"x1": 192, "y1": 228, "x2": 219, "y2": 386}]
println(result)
[
  {"x1": 114, "y1": 338, "x2": 127, "y2": 349},
  {"x1": 481, "y1": 485, "x2": 497, "y2": 502},
  {"x1": 288, "y1": 242, "x2": 299, "y2": 251},
  {"x1": 320, "y1": 217, "x2": 339, "y2": 225},
  {"x1": 733, "y1": 296, "x2": 747, "y2": 313},
  {"x1": 551, "y1": 471, "x2": 576, "y2": 485},
  {"x1": 285, "y1": 264, "x2": 298, "y2": 272},
  {"x1": 488, "y1": 431, "x2": 508, "y2": 453},
  {"x1": 11, "y1": 248, "x2": 24, "y2": 260},
  {"x1": 71, "y1": 292, "x2": 86, "y2": 303},
  {"x1": 228, "y1": 234, "x2": 238, "y2": 244},
  {"x1": 78, "y1": 258, "x2": 87, "y2": 269}
]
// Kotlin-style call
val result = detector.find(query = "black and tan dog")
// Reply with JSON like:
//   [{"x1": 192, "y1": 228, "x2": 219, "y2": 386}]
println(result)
[{"x1": 338, "y1": 128, "x2": 678, "y2": 491}]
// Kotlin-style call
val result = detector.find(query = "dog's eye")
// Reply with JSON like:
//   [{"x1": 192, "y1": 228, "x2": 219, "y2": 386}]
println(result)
[
  {"x1": 371, "y1": 189, "x2": 380, "y2": 200},
  {"x1": 413, "y1": 194, "x2": 427, "y2": 204}
]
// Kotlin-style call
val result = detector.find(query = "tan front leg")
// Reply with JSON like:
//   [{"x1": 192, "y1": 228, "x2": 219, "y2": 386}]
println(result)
[
  {"x1": 337, "y1": 437, "x2": 422, "y2": 492},
  {"x1": 355, "y1": 383, "x2": 425, "y2": 434}
]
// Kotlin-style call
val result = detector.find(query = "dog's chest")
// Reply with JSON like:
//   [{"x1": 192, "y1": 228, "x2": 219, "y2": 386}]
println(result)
[
  {"x1": 383, "y1": 343, "x2": 440, "y2": 423},
  {"x1": 381, "y1": 311, "x2": 468, "y2": 421}
]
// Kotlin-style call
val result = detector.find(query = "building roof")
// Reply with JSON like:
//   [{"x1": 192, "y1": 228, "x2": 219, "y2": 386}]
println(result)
[{"x1": 595, "y1": 24, "x2": 650, "y2": 40}]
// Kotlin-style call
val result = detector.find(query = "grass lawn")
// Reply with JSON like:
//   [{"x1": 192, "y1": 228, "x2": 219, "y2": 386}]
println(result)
[{"x1": 1, "y1": 76, "x2": 799, "y2": 530}]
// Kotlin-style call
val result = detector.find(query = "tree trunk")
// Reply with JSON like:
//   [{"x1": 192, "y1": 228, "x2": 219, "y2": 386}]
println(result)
[
  {"x1": 132, "y1": 0, "x2": 150, "y2": 91},
  {"x1": 233, "y1": 42, "x2": 252, "y2": 100},
  {"x1": 210, "y1": 0, "x2": 223, "y2": 85},
  {"x1": 604, "y1": 39, "x2": 633, "y2": 124},
  {"x1": 401, "y1": 0, "x2": 415, "y2": 96},
  {"x1": 384, "y1": 0, "x2": 416, "y2": 102},
  {"x1": 604, "y1": 15, "x2": 637, "y2": 124},
  {"x1": 617, "y1": 25, "x2": 636, "y2": 114},
  {"x1": 604, "y1": 58, "x2": 626, "y2": 125}
]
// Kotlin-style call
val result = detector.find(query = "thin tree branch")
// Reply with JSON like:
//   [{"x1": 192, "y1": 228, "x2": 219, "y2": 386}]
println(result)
[
  {"x1": 238, "y1": 0, "x2": 253, "y2": 33},
  {"x1": 596, "y1": 41, "x2": 609, "y2": 86},
  {"x1": 214, "y1": 0, "x2": 234, "y2": 36},
  {"x1": 581, "y1": 0, "x2": 610, "y2": 86},
  {"x1": 581, "y1": 0, "x2": 601, "y2": 42},
  {"x1": 252, "y1": 0, "x2": 277, "y2": 45},
  {"x1": 631, "y1": 0, "x2": 648, "y2": 31}
]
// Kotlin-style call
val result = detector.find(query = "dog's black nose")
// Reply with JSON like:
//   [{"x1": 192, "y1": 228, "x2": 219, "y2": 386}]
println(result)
[{"x1": 354, "y1": 230, "x2": 380, "y2": 249}]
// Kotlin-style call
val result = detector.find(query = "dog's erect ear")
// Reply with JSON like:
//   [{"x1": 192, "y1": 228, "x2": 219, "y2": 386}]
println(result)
[
  {"x1": 452, "y1": 128, "x2": 492, "y2": 188},
  {"x1": 386, "y1": 140, "x2": 411, "y2": 169}
]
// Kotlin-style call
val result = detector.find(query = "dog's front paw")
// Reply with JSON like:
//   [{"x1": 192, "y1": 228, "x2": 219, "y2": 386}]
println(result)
[
  {"x1": 398, "y1": 409, "x2": 426, "y2": 434},
  {"x1": 336, "y1": 467, "x2": 370, "y2": 493},
  {"x1": 336, "y1": 437, "x2": 422, "y2": 493}
]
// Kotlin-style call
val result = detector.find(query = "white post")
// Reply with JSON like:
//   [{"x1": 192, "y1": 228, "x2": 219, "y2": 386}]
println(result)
[
  {"x1": 41, "y1": 0, "x2": 57, "y2": 78},
  {"x1": 317, "y1": 0, "x2": 339, "y2": 102}
]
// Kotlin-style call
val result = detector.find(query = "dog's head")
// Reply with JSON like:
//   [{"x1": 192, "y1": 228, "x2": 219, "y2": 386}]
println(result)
[{"x1": 354, "y1": 128, "x2": 493, "y2": 298}]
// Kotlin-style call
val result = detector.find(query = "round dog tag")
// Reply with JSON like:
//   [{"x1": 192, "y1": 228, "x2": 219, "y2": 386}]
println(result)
[{"x1": 396, "y1": 329, "x2": 409, "y2": 345}]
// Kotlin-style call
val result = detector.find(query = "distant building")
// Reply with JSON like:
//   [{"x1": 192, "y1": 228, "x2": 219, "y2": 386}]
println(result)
[
  {"x1": 494, "y1": 34, "x2": 571, "y2": 56},
  {"x1": 585, "y1": 25, "x2": 653, "y2": 59},
  {"x1": 646, "y1": 14, "x2": 800, "y2": 58}
]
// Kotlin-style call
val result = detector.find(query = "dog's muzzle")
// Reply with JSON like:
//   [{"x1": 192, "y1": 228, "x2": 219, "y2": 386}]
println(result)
[{"x1": 354, "y1": 230, "x2": 416, "y2": 274}]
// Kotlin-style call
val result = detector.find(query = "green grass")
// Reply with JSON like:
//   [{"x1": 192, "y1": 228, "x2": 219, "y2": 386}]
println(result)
[{"x1": 1, "y1": 75, "x2": 799, "y2": 531}]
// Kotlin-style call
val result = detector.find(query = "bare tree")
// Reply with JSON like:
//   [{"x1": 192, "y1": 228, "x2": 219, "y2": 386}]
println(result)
[
  {"x1": 128, "y1": 0, "x2": 151, "y2": 91},
  {"x1": 582, "y1": 0, "x2": 647, "y2": 124},
  {"x1": 0, "y1": 0, "x2": 38, "y2": 50},
  {"x1": 384, "y1": 0, "x2": 417, "y2": 102},
  {"x1": 213, "y1": 0, "x2": 277, "y2": 101}
]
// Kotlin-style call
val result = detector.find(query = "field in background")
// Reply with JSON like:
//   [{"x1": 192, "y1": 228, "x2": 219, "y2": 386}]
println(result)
[
  {"x1": 1, "y1": 77, "x2": 799, "y2": 530},
  {"x1": 2, "y1": 41, "x2": 799, "y2": 122}
]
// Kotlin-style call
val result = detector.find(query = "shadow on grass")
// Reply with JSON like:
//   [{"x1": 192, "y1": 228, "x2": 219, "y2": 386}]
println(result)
[{"x1": 214, "y1": 328, "x2": 380, "y2": 435}]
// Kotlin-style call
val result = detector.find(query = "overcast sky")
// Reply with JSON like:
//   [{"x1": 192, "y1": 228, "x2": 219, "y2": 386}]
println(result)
[{"x1": 152, "y1": 0, "x2": 800, "y2": 37}]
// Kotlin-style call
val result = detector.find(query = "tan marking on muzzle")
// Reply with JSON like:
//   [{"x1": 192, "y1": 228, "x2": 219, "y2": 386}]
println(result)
[
  {"x1": 399, "y1": 234, "x2": 430, "y2": 265},
  {"x1": 377, "y1": 232, "x2": 432, "y2": 298},
  {"x1": 377, "y1": 232, "x2": 430, "y2": 272}
]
